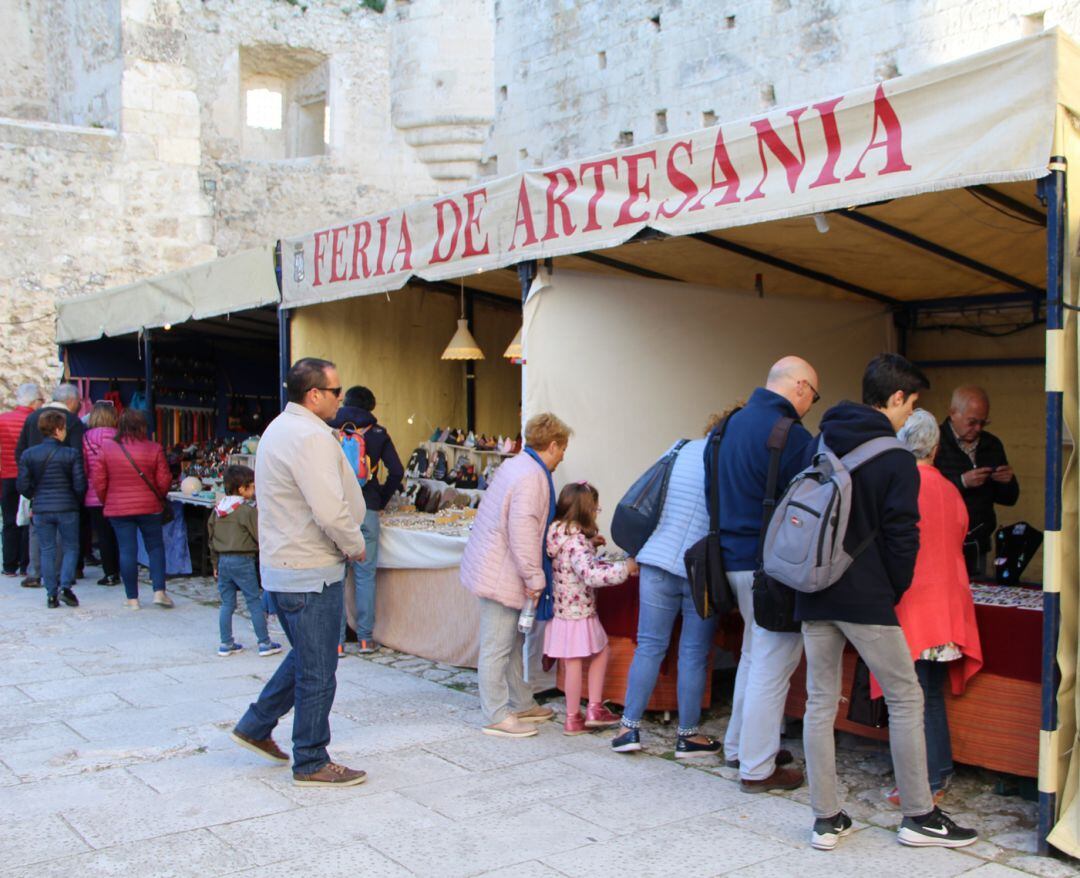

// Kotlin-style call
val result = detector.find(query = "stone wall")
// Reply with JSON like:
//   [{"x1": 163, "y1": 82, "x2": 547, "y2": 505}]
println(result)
[{"x1": 483, "y1": 0, "x2": 1080, "y2": 175}]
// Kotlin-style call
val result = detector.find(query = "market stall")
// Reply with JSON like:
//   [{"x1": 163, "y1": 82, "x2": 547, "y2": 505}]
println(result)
[
  {"x1": 56, "y1": 247, "x2": 282, "y2": 576},
  {"x1": 279, "y1": 30, "x2": 1080, "y2": 853}
]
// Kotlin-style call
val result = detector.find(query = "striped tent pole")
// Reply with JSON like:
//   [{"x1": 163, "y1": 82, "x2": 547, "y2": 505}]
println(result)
[{"x1": 1038, "y1": 155, "x2": 1067, "y2": 855}]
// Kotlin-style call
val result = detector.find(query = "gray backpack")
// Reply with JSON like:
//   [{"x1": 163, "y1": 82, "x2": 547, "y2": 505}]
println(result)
[{"x1": 761, "y1": 435, "x2": 906, "y2": 594}]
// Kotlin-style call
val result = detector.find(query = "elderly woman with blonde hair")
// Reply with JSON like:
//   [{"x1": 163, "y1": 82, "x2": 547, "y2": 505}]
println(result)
[{"x1": 887, "y1": 409, "x2": 983, "y2": 806}]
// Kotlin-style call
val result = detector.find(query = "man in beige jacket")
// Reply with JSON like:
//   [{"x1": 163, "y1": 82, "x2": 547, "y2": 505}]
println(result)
[{"x1": 231, "y1": 358, "x2": 368, "y2": 787}]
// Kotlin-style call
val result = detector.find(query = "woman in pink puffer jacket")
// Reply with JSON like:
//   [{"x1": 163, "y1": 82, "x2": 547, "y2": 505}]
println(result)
[
  {"x1": 460, "y1": 413, "x2": 572, "y2": 739},
  {"x1": 82, "y1": 403, "x2": 120, "y2": 585}
]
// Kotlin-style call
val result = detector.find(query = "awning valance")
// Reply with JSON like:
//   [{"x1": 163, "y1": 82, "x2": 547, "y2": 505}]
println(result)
[
  {"x1": 281, "y1": 28, "x2": 1080, "y2": 309},
  {"x1": 56, "y1": 246, "x2": 279, "y2": 344}
]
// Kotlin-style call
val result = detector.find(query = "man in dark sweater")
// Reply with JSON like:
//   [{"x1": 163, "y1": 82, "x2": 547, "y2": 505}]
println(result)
[
  {"x1": 328, "y1": 385, "x2": 404, "y2": 654},
  {"x1": 796, "y1": 354, "x2": 977, "y2": 851},
  {"x1": 715, "y1": 355, "x2": 816, "y2": 793},
  {"x1": 934, "y1": 386, "x2": 1018, "y2": 576}
]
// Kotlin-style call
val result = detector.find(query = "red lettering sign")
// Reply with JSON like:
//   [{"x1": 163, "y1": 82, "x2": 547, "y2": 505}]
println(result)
[
  {"x1": 746, "y1": 108, "x2": 808, "y2": 201},
  {"x1": 808, "y1": 97, "x2": 844, "y2": 189},
  {"x1": 614, "y1": 150, "x2": 658, "y2": 227},
  {"x1": 430, "y1": 199, "x2": 463, "y2": 264},
  {"x1": 689, "y1": 128, "x2": 741, "y2": 211},
  {"x1": 462, "y1": 189, "x2": 490, "y2": 258},
  {"x1": 542, "y1": 168, "x2": 578, "y2": 241},
  {"x1": 846, "y1": 85, "x2": 912, "y2": 180},
  {"x1": 313, "y1": 229, "x2": 329, "y2": 286},
  {"x1": 579, "y1": 157, "x2": 619, "y2": 232},
  {"x1": 657, "y1": 140, "x2": 698, "y2": 219},
  {"x1": 508, "y1": 179, "x2": 538, "y2": 251},
  {"x1": 348, "y1": 221, "x2": 372, "y2": 280}
]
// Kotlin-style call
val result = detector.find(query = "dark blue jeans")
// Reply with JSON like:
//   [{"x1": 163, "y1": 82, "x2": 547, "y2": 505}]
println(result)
[
  {"x1": 109, "y1": 514, "x2": 166, "y2": 600},
  {"x1": 34, "y1": 511, "x2": 80, "y2": 598},
  {"x1": 915, "y1": 659, "x2": 954, "y2": 792},
  {"x1": 235, "y1": 581, "x2": 343, "y2": 775},
  {"x1": 218, "y1": 554, "x2": 269, "y2": 646}
]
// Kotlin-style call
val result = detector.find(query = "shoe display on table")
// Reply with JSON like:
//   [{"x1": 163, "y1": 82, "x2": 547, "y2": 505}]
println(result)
[
  {"x1": 811, "y1": 810, "x2": 853, "y2": 851},
  {"x1": 21, "y1": 577, "x2": 41, "y2": 588},
  {"x1": 47, "y1": 595, "x2": 60, "y2": 608},
  {"x1": 258, "y1": 641, "x2": 283, "y2": 657},
  {"x1": 59, "y1": 588, "x2": 79, "y2": 607},
  {"x1": 293, "y1": 761, "x2": 367, "y2": 787},
  {"x1": 675, "y1": 734, "x2": 721, "y2": 759},
  {"x1": 218, "y1": 642, "x2": 244, "y2": 657},
  {"x1": 464, "y1": 431, "x2": 476, "y2": 448},
  {"x1": 611, "y1": 727, "x2": 642, "y2": 752},
  {"x1": 897, "y1": 807, "x2": 977, "y2": 848}
]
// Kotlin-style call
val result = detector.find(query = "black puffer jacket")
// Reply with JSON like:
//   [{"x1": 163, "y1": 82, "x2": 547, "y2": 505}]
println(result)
[
  {"x1": 794, "y1": 402, "x2": 920, "y2": 627},
  {"x1": 16, "y1": 437, "x2": 87, "y2": 513}
]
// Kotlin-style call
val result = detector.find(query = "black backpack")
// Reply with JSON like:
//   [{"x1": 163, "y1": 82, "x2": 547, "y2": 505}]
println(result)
[
  {"x1": 611, "y1": 439, "x2": 688, "y2": 556},
  {"x1": 406, "y1": 448, "x2": 428, "y2": 479}
]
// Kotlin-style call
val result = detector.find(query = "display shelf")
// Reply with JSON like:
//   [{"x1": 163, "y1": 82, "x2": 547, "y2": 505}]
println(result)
[{"x1": 424, "y1": 440, "x2": 514, "y2": 459}]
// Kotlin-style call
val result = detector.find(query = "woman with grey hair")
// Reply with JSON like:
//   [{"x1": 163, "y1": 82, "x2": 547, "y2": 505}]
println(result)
[{"x1": 883, "y1": 409, "x2": 982, "y2": 807}]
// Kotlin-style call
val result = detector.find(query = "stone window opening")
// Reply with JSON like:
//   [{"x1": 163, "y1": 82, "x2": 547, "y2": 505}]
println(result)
[{"x1": 240, "y1": 45, "x2": 329, "y2": 161}]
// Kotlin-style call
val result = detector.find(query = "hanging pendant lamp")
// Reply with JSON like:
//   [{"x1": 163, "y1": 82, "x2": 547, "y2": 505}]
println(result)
[
  {"x1": 503, "y1": 327, "x2": 523, "y2": 359},
  {"x1": 441, "y1": 281, "x2": 485, "y2": 360}
]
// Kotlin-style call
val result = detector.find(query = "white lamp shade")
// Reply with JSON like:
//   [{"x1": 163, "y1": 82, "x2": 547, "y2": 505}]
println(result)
[
  {"x1": 441, "y1": 318, "x2": 485, "y2": 360},
  {"x1": 503, "y1": 327, "x2": 523, "y2": 359}
]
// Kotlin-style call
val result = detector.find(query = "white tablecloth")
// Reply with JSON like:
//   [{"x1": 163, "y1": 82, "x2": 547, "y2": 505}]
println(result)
[{"x1": 376, "y1": 525, "x2": 467, "y2": 570}]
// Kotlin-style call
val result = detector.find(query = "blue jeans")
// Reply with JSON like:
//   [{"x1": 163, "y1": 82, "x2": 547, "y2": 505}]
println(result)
[
  {"x1": 218, "y1": 554, "x2": 269, "y2": 646},
  {"x1": 235, "y1": 581, "x2": 343, "y2": 775},
  {"x1": 34, "y1": 511, "x2": 80, "y2": 598},
  {"x1": 109, "y1": 514, "x2": 166, "y2": 600},
  {"x1": 622, "y1": 564, "x2": 718, "y2": 733},
  {"x1": 340, "y1": 509, "x2": 380, "y2": 644},
  {"x1": 915, "y1": 659, "x2": 954, "y2": 792}
]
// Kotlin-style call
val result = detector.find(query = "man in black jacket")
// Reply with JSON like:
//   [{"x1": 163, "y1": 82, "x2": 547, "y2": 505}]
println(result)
[
  {"x1": 328, "y1": 385, "x2": 404, "y2": 654},
  {"x1": 934, "y1": 386, "x2": 1018, "y2": 576},
  {"x1": 16, "y1": 410, "x2": 85, "y2": 608},
  {"x1": 796, "y1": 354, "x2": 977, "y2": 851}
]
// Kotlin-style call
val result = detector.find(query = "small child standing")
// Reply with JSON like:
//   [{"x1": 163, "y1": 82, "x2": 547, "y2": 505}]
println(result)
[
  {"x1": 208, "y1": 465, "x2": 281, "y2": 657},
  {"x1": 544, "y1": 481, "x2": 638, "y2": 735}
]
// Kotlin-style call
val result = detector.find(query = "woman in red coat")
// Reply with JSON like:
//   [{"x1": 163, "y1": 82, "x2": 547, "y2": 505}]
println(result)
[
  {"x1": 891, "y1": 408, "x2": 983, "y2": 804},
  {"x1": 91, "y1": 410, "x2": 173, "y2": 609}
]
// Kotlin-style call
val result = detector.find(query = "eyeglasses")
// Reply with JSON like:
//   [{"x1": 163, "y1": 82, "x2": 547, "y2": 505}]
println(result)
[
  {"x1": 316, "y1": 386, "x2": 343, "y2": 398},
  {"x1": 803, "y1": 380, "x2": 821, "y2": 405}
]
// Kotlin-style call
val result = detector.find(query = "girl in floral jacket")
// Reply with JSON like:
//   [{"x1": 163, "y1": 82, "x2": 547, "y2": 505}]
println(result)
[{"x1": 545, "y1": 481, "x2": 638, "y2": 735}]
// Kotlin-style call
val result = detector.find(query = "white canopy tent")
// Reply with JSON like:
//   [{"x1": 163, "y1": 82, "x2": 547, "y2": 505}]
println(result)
[{"x1": 279, "y1": 29, "x2": 1080, "y2": 854}]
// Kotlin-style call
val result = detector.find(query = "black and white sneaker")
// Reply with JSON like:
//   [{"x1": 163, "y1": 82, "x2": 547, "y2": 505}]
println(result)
[
  {"x1": 675, "y1": 735, "x2": 721, "y2": 759},
  {"x1": 611, "y1": 728, "x2": 641, "y2": 753},
  {"x1": 811, "y1": 810, "x2": 853, "y2": 850},
  {"x1": 897, "y1": 807, "x2": 977, "y2": 848}
]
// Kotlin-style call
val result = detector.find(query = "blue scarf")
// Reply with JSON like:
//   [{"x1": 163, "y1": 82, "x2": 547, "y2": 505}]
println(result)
[{"x1": 523, "y1": 446, "x2": 556, "y2": 622}]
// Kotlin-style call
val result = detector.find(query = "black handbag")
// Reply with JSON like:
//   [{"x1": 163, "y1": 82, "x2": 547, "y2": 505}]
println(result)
[
  {"x1": 751, "y1": 417, "x2": 800, "y2": 633},
  {"x1": 847, "y1": 656, "x2": 889, "y2": 728},
  {"x1": 611, "y1": 439, "x2": 688, "y2": 556},
  {"x1": 115, "y1": 440, "x2": 175, "y2": 524},
  {"x1": 685, "y1": 412, "x2": 739, "y2": 620}
]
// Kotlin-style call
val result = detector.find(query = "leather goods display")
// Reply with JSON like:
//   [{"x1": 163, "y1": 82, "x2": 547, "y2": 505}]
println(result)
[
  {"x1": 612, "y1": 439, "x2": 689, "y2": 556},
  {"x1": 994, "y1": 521, "x2": 1043, "y2": 584}
]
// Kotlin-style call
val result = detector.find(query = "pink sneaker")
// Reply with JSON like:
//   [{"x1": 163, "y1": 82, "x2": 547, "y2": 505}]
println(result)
[
  {"x1": 564, "y1": 711, "x2": 587, "y2": 736},
  {"x1": 585, "y1": 703, "x2": 621, "y2": 729}
]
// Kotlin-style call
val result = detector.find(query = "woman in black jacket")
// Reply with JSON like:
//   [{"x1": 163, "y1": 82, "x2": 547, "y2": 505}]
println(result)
[{"x1": 16, "y1": 410, "x2": 86, "y2": 608}]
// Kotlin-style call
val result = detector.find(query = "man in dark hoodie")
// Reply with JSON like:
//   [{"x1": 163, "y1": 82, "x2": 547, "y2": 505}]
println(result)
[
  {"x1": 328, "y1": 385, "x2": 404, "y2": 654},
  {"x1": 797, "y1": 354, "x2": 977, "y2": 851}
]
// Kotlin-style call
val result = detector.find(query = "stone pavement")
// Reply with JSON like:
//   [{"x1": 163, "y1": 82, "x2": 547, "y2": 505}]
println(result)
[{"x1": 1, "y1": 574, "x2": 1077, "y2": 878}]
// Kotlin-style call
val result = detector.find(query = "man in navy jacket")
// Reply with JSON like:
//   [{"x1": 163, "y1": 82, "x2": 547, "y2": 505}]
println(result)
[
  {"x1": 328, "y1": 385, "x2": 404, "y2": 654},
  {"x1": 796, "y1": 354, "x2": 977, "y2": 851},
  {"x1": 715, "y1": 356, "x2": 816, "y2": 792}
]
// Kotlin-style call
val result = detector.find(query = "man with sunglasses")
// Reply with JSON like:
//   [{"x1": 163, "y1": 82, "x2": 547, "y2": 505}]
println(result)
[
  {"x1": 935, "y1": 385, "x2": 1019, "y2": 577},
  {"x1": 716, "y1": 355, "x2": 818, "y2": 791},
  {"x1": 230, "y1": 357, "x2": 369, "y2": 787}
]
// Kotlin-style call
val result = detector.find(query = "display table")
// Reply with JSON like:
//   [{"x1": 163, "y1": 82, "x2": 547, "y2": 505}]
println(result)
[
  {"x1": 784, "y1": 583, "x2": 1042, "y2": 777},
  {"x1": 166, "y1": 492, "x2": 217, "y2": 576},
  {"x1": 136, "y1": 500, "x2": 192, "y2": 575}
]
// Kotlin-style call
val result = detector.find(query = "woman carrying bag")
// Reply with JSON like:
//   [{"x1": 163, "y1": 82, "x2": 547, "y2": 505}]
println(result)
[{"x1": 91, "y1": 409, "x2": 174, "y2": 609}]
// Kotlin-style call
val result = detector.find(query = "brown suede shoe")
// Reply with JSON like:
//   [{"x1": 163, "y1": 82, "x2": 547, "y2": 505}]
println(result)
[
  {"x1": 513, "y1": 704, "x2": 555, "y2": 723},
  {"x1": 293, "y1": 762, "x2": 367, "y2": 787},
  {"x1": 230, "y1": 729, "x2": 289, "y2": 764},
  {"x1": 743, "y1": 768, "x2": 803, "y2": 794},
  {"x1": 740, "y1": 766, "x2": 804, "y2": 793}
]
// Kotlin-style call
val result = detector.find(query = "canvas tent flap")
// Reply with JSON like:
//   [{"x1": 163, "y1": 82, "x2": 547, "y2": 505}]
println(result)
[
  {"x1": 522, "y1": 270, "x2": 894, "y2": 537},
  {"x1": 56, "y1": 247, "x2": 279, "y2": 344},
  {"x1": 281, "y1": 29, "x2": 1078, "y2": 309}
]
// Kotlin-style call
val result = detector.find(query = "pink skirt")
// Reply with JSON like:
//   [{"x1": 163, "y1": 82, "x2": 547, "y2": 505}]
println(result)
[{"x1": 543, "y1": 614, "x2": 608, "y2": 659}]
